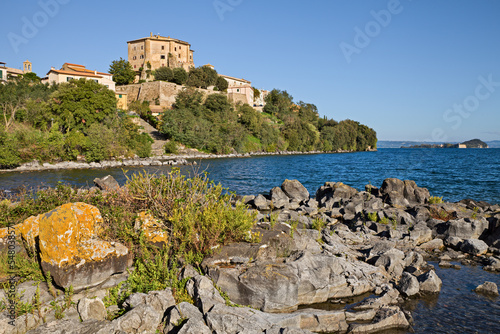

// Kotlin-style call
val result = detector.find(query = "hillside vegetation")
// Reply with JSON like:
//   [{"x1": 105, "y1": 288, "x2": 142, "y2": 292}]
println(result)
[
  {"x1": 0, "y1": 75, "x2": 152, "y2": 169},
  {"x1": 159, "y1": 88, "x2": 377, "y2": 154}
]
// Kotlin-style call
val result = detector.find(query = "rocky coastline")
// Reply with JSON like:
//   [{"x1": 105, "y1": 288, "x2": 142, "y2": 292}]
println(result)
[
  {"x1": 0, "y1": 176, "x2": 498, "y2": 333},
  {"x1": 0, "y1": 149, "x2": 376, "y2": 174}
]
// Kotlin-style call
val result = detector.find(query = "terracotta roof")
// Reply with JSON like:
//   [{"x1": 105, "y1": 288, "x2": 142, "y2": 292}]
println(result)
[
  {"x1": 219, "y1": 74, "x2": 251, "y2": 84},
  {"x1": 48, "y1": 69, "x2": 102, "y2": 78},
  {"x1": 64, "y1": 64, "x2": 111, "y2": 76},
  {"x1": 63, "y1": 63, "x2": 85, "y2": 68}
]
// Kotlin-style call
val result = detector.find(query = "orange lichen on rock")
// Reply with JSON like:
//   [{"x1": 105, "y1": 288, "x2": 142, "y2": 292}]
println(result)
[
  {"x1": 37, "y1": 202, "x2": 129, "y2": 290},
  {"x1": 134, "y1": 211, "x2": 169, "y2": 248},
  {"x1": 39, "y1": 202, "x2": 106, "y2": 266},
  {"x1": 0, "y1": 215, "x2": 40, "y2": 251}
]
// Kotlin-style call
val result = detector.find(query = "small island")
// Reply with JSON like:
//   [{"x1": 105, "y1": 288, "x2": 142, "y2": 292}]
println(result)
[{"x1": 402, "y1": 138, "x2": 488, "y2": 149}]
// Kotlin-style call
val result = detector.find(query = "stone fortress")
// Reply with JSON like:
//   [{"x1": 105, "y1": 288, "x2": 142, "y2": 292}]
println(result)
[
  {"x1": 120, "y1": 32, "x2": 269, "y2": 112},
  {"x1": 127, "y1": 33, "x2": 195, "y2": 81}
]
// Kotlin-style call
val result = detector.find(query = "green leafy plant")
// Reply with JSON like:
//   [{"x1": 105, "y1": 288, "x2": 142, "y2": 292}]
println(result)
[
  {"x1": 367, "y1": 212, "x2": 378, "y2": 222},
  {"x1": 380, "y1": 217, "x2": 389, "y2": 225},
  {"x1": 311, "y1": 218, "x2": 326, "y2": 232},
  {"x1": 428, "y1": 196, "x2": 443, "y2": 204}
]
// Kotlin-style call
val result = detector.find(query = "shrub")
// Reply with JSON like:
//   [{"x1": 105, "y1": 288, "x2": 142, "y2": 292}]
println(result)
[
  {"x1": 428, "y1": 196, "x2": 443, "y2": 204},
  {"x1": 367, "y1": 212, "x2": 378, "y2": 222},
  {"x1": 164, "y1": 141, "x2": 178, "y2": 154}
]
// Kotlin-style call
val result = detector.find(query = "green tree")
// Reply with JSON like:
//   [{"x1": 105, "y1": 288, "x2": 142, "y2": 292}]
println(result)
[
  {"x1": 172, "y1": 67, "x2": 188, "y2": 85},
  {"x1": 154, "y1": 66, "x2": 174, "y2": 81},
  {"x1": 109, "y1": 58, "x2": 136, "y2": 85},
  {"x1": 263, "y1": 89, "x2": 293, "y2": 118},
  {"x1": 215, "y1": 76, "x2": 228, "y2": 91},
  {"x1": 186, "y1": 66, "x2": 218, "y2": 89},
  {"x1": 48, "y1": 79, "x2": 117, "y2": 132}
]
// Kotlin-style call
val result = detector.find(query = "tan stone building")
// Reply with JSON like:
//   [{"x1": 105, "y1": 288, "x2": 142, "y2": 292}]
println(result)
[
  {"x1": 127, "y1": 33, "x2": 195, "y2": 81},
  {"x1": 42, "y1": 63, "x2": 116, "y2": 91},
  {"x1": 220, "y1": 74, "x2": 254, "y2": 106},
  {"x1": 0, "y1": 60, "x2": 32, "y2": 82}
]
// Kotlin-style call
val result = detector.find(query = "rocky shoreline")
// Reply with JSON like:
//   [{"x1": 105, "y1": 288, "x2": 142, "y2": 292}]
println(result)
[
  {"x1": 0, "y1": 149, "x2": 375, "y2": 174},
  {"x1": 0, "y1": 176, "x2": 498, "y2": 333}
]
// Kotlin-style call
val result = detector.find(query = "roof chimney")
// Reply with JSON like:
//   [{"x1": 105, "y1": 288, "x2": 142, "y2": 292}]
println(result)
[{"x1": 150, "y1": 32, "x2": 153, "y2": 37}]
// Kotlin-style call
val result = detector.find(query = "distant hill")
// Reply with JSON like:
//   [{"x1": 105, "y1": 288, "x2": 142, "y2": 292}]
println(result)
[
  {"x1": 377, "y1": 141, "x2": 444, "y2": 148},
  {"x1": 487, "y1": 140, "x2": 500, "y2": 148},
  {"x1": 461, "y1": 139, "x2": 488, "y2": 148},
  {"x1": 379, "y1": 139, "x2": 496, "y2": 149}
]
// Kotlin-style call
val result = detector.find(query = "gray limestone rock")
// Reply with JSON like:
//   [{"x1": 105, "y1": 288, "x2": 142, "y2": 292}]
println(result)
[
  {"x1": 460, "y1": 239, "x2": 489, "y2": 256},
  {"x1": 398, "y1": 272, "x2": 420, "y2": 297},
  {"x1": 417, "y1": 270, "x2": 442, "y2": 293},
  {"x1": 281, "y1": 179, "x2": 310, "y2": 203},
  {"x1": 77, "y1": 297, "x2": 107, "y2": 321},
  {"x1": 474, "y1": 281, "x2": 499, "y2": 296},
  {"x1": 93, "y1": 175, "x2": 120, "y2": 191}
]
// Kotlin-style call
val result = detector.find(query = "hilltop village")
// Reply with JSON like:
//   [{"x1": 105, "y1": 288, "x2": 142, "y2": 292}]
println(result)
[{"x1": 0, "y1": 32, "x2": 377, "y2": 171}]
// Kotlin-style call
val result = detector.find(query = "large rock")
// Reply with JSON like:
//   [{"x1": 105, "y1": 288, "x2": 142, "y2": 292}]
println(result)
[
  {"x1": 39, "y1": 203, "x2": 129, "y2": 291},
  {"x1": 417, "y1": 270, "x2": 442, "y2": 293},
  {"x1": 398, "y1": 272, "x2": 420, "y2": 297},
  {"x1": 281, "y1": 179, "x2": 310, "y2": 203},
  {"x1": 270, "y1": 186, "x2": 290, "y2": 209},
  {"x1": 93, "y1": 175, "x2": 120, "y2": 191},
  {"x1": 205, "y1": 249, "x2": 386, "y2": 312},
  {"x1": 474, "y1": 281, "x2": 499, "y2": 296},
  {"x1": 77, "y1": 298, "x2": 106, "y2": 321},
  {"x1": 315, "y1": 182, "x2": 357, "y2": 209},
  {"x1": 440, "y1": 217, "x2": 489, "y2": 239},
  {"x1": 380, "y1": 178, "x2": 430, "y2": 206},
  {"x1": 348, "y1": 306, "x2": 410, "y2": 334},
  {"x1": 460, "y1": 239, "x2": 489, "y2": 256}
]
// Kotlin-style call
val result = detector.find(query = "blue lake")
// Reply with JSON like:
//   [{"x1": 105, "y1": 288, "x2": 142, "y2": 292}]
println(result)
[
  {"x1": 0, "y1": 148, "x2": 499, "y2": 333},
  {"x1": 1, "y1": 148, "x2": 499, "y2": 204}
]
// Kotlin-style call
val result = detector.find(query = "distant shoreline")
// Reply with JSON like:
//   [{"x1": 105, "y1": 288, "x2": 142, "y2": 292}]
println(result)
[{"x1": 0, "y1": 149, "x2": 377, "y2": 174}]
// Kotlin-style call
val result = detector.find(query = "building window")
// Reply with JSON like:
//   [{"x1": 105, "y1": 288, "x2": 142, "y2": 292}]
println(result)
[
  {"x1": 133, "y1": 46, "x2": 136, "y2": 50},
  {"x1": 178, "y1": 54, "x2": 181, "y2": 58},
  {"x1": 119, "y1": 94, "x2": 122, "y2": 98},
  {"x1": 134, "y1": 65, "x2": 136, "y2": 68},
  {"x1": 179, "y1": 46, "x2": 181, "y2": 49},
  {"x1": 175, "y1": 47, "x2": 177, "y2": 51},
  {"x1": 133, "y1": 56, "x2": 136, "y2": 60},
  {"x1": 161, "y1": 46, "x2": 164, "y2": 50},
  {"x1": 94, "y1": 79, "x2": 98, "y2": 83},
  {"x1": 67, "y1": 77, "x2": 73, "y2": 81},
  {"x1": 140, "y1": 55, "x2": 144, "y2": 59},
  {"x1": 141, "y1": 45, "x2": 143, "y2": 50},
  {"x1": 237, "y1": 89, "x2": 240, "y2": 92},
  {"x1": 161, "y1": 55, "x2": 165, "y2": 59}
]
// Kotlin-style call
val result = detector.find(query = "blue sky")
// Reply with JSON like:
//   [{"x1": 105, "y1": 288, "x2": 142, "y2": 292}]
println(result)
[{"x1": 2, "y1": 0, "x2": 500, "y2": 142}]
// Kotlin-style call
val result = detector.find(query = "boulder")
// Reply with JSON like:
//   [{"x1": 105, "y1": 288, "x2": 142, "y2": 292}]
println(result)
[
  {"x1": 270, "y1": 187, "x2": 289, "y2": 209},
  {"x1": 474, "y1": 281, "x2": 499, "y2": 296},
  {"x1": 205, "y1": 249, "x2": 386, "y2": 312},
  {"x1": 93, "y1": 175, "x2": 120, "y2": 191},
  {"x1": 133, "y1": 211, "x2": 168, "y2": 248},
  {"x1": 441, "y1": 217, "x2": 489, "y2": 240},
  {"x1": 253, "y1": 194, "x2": 270, "y2": 210},
  {"x1": 186, "y1": 275, "x2": 226, "y2": 314},
  {"x1": 380, "y1": 178, "x2": 430, "y2": 206},
  {"x1": 77, "y1": 298, "x2": 107, "y2": 321},
  {"x1": 164, "y1": 302, "x2": 207, "y2": 333},
  {"x1": 281, "y1": 179, "x2": 310, "y2": 203},
  {"x1": 348, "y1": 306, "x2": 410, "y2": 334},
  {"x1": 417, "y1": 270, "x2": 442, "y2": 293},
  {"x1": 398, "y1": 272, "x2": 420, "y2": 297},
  {"x1": 418, "y1": 238, "x2": 444, "y2": 251},
  {"x1": 38, "y1": 203, "x2": 129, "y2": 291},
  {"x1": 460, "y1": 239, "x2": 489, "y2": 256},
  {"x1": 316, "y1": 182, "x2": 357, "y2": 209}
]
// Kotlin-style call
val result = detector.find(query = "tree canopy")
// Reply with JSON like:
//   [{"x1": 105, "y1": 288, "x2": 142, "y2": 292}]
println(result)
[{"x1": 109, "y1": 58, "x2": 136, "y2": 85}]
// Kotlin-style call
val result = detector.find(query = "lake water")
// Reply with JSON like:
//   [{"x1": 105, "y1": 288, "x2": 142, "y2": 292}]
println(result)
[
  {"x1": 1, "y1": 148, "x2": 499, "y2": 204},
  {"x1": 0, "y1": 148, "x2": 499, "y2": 333}
]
